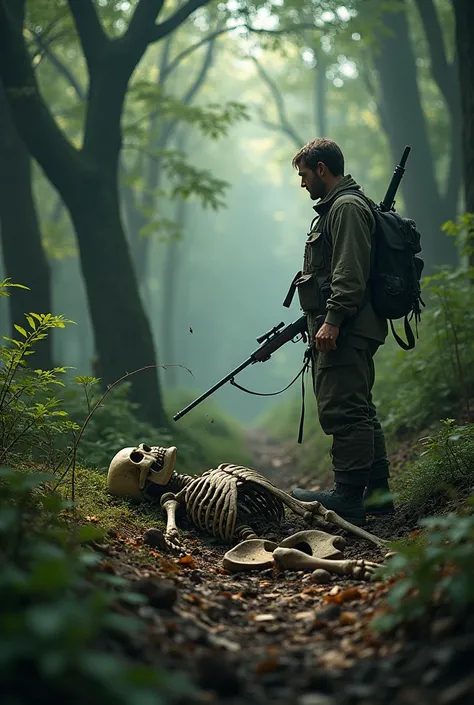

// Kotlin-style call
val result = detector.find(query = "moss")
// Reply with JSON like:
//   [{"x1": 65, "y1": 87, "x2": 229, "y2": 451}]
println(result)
[{"x1": 54, "y1": 464, "x2": 165, "y2": 535}]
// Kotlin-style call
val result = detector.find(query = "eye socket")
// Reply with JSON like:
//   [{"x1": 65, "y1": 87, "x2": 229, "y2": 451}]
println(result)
[
  {"x1": 130, "y1": 451, "x2": 144, "y2": 463},
  {"x1": 142, "y1": 443, "x2": 152, "y2": 452}
]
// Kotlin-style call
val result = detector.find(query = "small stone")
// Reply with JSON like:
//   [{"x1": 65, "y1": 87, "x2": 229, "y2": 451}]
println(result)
[
  {"x1": 311, "y1": 569, "x2": 331, "y2": 584},
  {"x1": 189, "y1": 570, "x2": 203, "y2": 584},
  {"x1": 135, "y1": 577, "x2": 177, "y2": 609},
  {"x1": 315, "y1": 604, "x2": 341, "y2": 622},
  {"x1": 143, "y1": 527, "x2": 165, "y2": 549}
]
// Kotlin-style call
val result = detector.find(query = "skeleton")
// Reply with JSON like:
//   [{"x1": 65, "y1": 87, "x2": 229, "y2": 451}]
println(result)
[{"x1": 107, "y1": 445, "x2": 386, "y2": 579}]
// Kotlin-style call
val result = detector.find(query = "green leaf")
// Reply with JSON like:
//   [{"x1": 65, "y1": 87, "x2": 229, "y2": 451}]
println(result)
[{"x1": 75, "y1": 525, "x2": 105, "y2": 544}]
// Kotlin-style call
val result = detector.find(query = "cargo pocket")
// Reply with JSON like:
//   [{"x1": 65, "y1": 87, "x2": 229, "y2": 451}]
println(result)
[
  {"x1": 317, "y1": 338, "x2": 368, "y2": 369},
  {"x1": 296, "y1": 273, "x2": 320, "y2": 311}
]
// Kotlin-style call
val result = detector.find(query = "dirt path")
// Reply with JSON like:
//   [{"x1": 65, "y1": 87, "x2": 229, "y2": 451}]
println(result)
[{"x1": 98, "y1": 431, "x2": 474, "y2": 705}]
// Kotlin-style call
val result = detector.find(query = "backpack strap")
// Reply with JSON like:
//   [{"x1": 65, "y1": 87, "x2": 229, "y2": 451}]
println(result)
[{"x1": 390, "y1": 317, "x2": 415, "y2": 351}]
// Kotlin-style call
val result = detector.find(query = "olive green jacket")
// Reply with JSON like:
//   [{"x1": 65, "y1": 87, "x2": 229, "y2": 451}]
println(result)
[{"x1": 302, "y1": 175, "x2": 388, "y2": 344}]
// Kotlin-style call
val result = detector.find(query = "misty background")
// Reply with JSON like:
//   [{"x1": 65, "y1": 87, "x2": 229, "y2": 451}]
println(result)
[{"x1": 0, "y1": 0, "x2": 468, "y2": 434}]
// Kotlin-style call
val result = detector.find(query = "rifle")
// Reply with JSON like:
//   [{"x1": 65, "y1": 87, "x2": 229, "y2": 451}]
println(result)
[
  {"x1": 173, "y1": 315, "x2": 307, "y2": 421},
  {"x1": 380, "y1": 145, "x2": 411, "y2": 212}
]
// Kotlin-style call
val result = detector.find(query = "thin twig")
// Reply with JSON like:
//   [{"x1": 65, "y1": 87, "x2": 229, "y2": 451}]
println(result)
[{"x1": 52, "y1": 363, "x2": 192, "y2": 493}]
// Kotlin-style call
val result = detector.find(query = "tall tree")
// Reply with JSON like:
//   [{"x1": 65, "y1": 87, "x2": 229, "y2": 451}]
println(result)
[
  {"x1": 368, "y1": 0, "x2": 461, "y2": 266},
  {"x1": 452, "y1": 0, "x2": 474, "y2": 217},
  {"x1": 0, "y1": 81, "x2": 53, "y2": 370},
  {"x1": 0, "y1": 0, "x2": 211, "y2": 426}
]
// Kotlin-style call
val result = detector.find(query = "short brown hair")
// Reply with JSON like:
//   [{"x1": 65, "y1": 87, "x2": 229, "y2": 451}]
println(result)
[{"x1": 292, "y1": 138, "x2": 344, "y2": 176}]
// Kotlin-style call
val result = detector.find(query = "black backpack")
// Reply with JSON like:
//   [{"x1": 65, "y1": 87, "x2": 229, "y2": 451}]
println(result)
[{"x1": 337, "y1": 190, "x2": 425, "y2": 350}]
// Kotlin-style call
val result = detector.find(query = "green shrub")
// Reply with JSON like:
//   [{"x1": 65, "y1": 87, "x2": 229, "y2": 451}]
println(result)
[
  {"x1": 373, "y1": 502, "x2": 474, "y2": 633},
  {"x1": 0, "y1": 467, "x2": 190, "y2": 704},
  {"x1": 374, "y1": 223, "x2": 474, "y2": 437},
  {"x1": 0, "y1": 305, "x2": 77, "y2": 468},
  {"x1": 394, "y1": 420, "x2": 474, "y2": 513}
]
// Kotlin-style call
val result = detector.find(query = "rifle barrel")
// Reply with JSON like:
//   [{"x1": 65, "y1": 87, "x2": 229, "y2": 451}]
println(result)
[
  {"x1": 381, "y1": 145, "x2": 411, "y2": 212},
  {"x1": 172, "y1": 356, "x2": 253, "y2": 421}
]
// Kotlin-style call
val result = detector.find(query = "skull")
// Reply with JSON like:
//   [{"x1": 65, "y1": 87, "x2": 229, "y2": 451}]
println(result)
[{"x1": 107, "y1": 443, "x2": 177, "y2": 501}]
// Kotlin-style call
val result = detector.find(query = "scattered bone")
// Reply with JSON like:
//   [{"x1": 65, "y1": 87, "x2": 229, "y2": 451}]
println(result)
[
  {"x1": 273, "y1": 547, "x2": 379, "y2": 581},
  {"x1": 223, "y1": 539, "x2": 278, "y2": 572}
]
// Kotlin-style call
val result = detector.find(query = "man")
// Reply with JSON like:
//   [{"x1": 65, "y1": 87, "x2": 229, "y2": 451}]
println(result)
[{"x1": 290, "y1": 138, "x2": 394, "y2": 525}]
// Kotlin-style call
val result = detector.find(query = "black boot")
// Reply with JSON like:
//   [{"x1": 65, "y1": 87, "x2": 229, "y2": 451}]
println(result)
[
  {"x1": 364, "y1": 479, "x2": 395, "y2": 516},
  {"x1": 291, "y1": 483, "x2": 366, "y2": 526}
]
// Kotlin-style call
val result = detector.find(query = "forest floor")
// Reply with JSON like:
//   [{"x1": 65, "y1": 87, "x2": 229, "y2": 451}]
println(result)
[{"x1": 94, "y1": 431, "x2": 474, "y2": 705}]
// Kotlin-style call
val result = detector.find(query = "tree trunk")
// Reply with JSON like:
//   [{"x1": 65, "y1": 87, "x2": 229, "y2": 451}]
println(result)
[
  {"x1": 453, "y1": 0, "x2": 474, "y2": 215},
  {"x1": 161, "y1": 197, "x2": 187, "y2": 387},
  {"x1": 313, "y1": 52, "x2": 328, "y2": 136},
  {"x1": 372, "y1": 0, "x2": 457, "y2": 268},
  {"x1": 65, "y1": 170, "x2": 168, "y2": 427},
  {"x1": 0, "y1": 82, "x2": 53, "y2": 369}
]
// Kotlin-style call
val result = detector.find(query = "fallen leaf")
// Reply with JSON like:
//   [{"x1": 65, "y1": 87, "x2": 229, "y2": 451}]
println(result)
[
  {"x1": 178, "y1": 555, "x2": 196, "y2": 568},
  {"x1": 250, "y1": 614, "x2": 276, "y2": 622},
  {"x1": 295, "y1": 610, "x2": 316, "y2": 621},
  {"x1": 302, "y1": 586, "x2": 327, "y2": 595},
  {"x1": 340, "y1": 611, "x2": 358, "y2": 625},
  {"x1": 184, "y1": 593, "x2": 202, "y2": 606},
  {"x1": 323, "y1": 587, "x2": 365, "y2": 605},
  {"x1": 319, "y1": 649, "x2": 354, "y2": 669},
  {"x1": 255, "y1": 658, "x2": 280, "y2": 675}
]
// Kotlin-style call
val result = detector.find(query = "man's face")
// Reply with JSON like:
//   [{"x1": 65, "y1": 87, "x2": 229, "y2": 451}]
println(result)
[{"x1": 298, "y1": 160, "x2": 326, "y2": 201}]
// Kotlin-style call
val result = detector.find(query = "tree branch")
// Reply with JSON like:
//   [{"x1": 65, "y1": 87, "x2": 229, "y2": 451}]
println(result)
[
  {"x1": 161, "y1": 22, "x2": 318, "y2": 80},
  {"x1": 67, "y1": 0, "x2": 108, "y2": 68},
  {"x1": 29, "y1": 28, "x2": 86, "y2": 101},
  {"x1": 182, "y1": 30, "x2": 217, "y2": 105},
  {"x1": 126, "y1": 0, "x2": 166, "y2": 44},
  {"x1": 251, "y1": 57, "x2": 304, "y2": 148},
  {"x1": 413, "y1": 0, "x2": 459, "y2": 109},
  {"x1": 0, "y1": 1, "x2": 80, "y2": 196},
  {"x1": 162, "y1": 26, "x2": 232, "y2": 78},
  {"x1": 151, "y1": 0, "x2": 212, "y2": 42}
]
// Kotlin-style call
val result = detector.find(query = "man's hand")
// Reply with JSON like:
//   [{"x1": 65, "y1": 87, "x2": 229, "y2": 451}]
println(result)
[{"x1": 315, "y1": 322, "x2": 339, "y2": 352}]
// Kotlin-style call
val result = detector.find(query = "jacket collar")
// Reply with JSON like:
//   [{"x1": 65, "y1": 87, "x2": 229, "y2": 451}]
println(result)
[{"x1": 313, "y1": 174, "x2": 360, "y2": 215}]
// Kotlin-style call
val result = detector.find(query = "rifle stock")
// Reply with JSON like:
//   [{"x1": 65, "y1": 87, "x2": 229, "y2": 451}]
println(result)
[{"x1": 173, "y1": 315, "x2": 307, "y2": 421}]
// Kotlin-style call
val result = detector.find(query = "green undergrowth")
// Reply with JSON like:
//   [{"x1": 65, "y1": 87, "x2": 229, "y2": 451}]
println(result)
[
  {"x1": 374, "y1": 499, "x2": 474, "y2": 633},
  {"x1": 394, "y1": 420, "x2": 474, "y2": 515},
  {"x1": 52, "y1": 463, "x2": 165, "y2": 535},
  {"x1": 0, "y1": 467, "x2": 190, "y2": 704}
]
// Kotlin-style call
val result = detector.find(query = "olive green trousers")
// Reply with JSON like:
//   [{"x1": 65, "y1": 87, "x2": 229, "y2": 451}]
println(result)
[{"x1": 313, "y1": 336, "x2": 389, "y2": 487}]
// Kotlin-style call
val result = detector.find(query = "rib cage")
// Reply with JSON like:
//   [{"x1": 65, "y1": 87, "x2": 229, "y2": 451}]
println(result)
[{"x1": 183, "y1": 463, "x2": 285, "y2": 541}]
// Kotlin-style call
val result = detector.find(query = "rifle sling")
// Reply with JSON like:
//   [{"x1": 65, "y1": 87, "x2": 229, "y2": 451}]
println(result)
[{"x1": 230, "y1": 351, "x2": 311, "y2": 397}]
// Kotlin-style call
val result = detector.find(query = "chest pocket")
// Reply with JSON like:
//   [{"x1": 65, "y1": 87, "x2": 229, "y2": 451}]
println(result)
[
  {"x1": 303, "y1": 230, "x2": 326, "y2": 273},
  {"x1": 296, "y1": 220, "x2": 333, "y2": 312}
]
